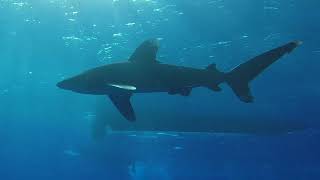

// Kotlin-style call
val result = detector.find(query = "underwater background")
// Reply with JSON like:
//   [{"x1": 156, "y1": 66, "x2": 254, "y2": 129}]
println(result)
[{"x1": 0, "y1": 0, "x2": 320, "y2": 179}]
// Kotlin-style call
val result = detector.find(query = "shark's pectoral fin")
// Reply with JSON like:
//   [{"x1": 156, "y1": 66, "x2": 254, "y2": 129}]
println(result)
[
  {"x1": 168, "y1": 87, "x2": 192, "y2": 96},
  {"x1": 109, "y1": 94, "x2": 136, "y2": 122}
]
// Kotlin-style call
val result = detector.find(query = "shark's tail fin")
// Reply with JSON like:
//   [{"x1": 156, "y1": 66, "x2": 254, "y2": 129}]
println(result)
[{"x1": 226, "y1": 41, "x2": 302, "y2": 103}]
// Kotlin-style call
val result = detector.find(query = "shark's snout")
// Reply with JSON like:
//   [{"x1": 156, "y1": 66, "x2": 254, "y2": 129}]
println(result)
[
  {"x1": 56, "y1": 80, "x2": 70, "y2": 90},
  {"x1": 56, "y1": 76, "x2": 91, "y2": 94}
]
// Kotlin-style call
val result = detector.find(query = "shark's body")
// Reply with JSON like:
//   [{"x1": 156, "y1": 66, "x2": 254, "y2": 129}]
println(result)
[
  {"x1": 57, "y1": 39, "x2": 301, "y2": 123},
  {"x1": 64, "y1": 62, "x2": 223, "y2": 95}
]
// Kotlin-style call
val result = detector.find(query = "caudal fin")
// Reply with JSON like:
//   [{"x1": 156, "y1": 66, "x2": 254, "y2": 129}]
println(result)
[{"x1": 226, "y1": 41, "x2": 302, "y2": 103}]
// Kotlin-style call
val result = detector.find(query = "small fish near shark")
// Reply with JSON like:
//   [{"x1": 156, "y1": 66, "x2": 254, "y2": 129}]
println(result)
[{"x1": 57, "y1": 39, "x2": 302, "y2": 122}]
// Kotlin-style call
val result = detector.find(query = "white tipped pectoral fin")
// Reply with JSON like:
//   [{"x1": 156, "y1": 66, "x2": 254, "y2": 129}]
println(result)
[{"x1": 109, "y1": 84, "x2": 137, "y2": 91}]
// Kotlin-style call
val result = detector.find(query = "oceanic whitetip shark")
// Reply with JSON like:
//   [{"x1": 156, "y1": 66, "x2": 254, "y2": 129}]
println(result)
[{"x1": 57, "y1": 39, "x2": 302, "y2": 122}]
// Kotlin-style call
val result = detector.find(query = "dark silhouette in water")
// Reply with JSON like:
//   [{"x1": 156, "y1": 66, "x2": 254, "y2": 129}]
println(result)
[{"x1": 57, "y1": 39, "x2": 302, "y2": 138}]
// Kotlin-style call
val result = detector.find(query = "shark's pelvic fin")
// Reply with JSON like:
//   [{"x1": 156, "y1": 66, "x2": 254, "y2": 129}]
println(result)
[
  {"x1": 129, "y1": 39, "x2": 160, "y2": 64},
  {"x1": 168, "y1": 87, "x2": 192, "y2": 96},
  {"x1": 109, "y1": 94, "x2": 136, "y2": 122},
  {"x1": 226, "y1": 41, "x2": 302, "y2": 103}
]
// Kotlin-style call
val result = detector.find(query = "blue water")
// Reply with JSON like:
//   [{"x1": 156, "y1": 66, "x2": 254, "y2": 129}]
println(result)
[{"x1": 1, "y1": 0, "x2": 320, "y2": 179}]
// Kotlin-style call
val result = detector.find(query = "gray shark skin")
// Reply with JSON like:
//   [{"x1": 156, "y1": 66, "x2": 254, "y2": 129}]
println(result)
[{"x1": 57, "y1": 39, "x2": 302, "y2": 123}]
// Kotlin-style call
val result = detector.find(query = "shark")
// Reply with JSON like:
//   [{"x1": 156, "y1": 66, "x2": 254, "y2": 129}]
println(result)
[{"x1": 57, "y1": 39, "x2": 301, "y2": 122}]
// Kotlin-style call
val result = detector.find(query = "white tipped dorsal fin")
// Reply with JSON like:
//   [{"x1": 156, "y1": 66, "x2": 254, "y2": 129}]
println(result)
[{"x1": 109, "y1": 84, "x2": 137, "y2": 91}]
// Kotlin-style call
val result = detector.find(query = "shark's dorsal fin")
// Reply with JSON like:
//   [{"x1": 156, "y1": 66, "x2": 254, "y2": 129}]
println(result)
[{"x1": 129, "y1": 39, "x2": 160, "y2": 64}]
